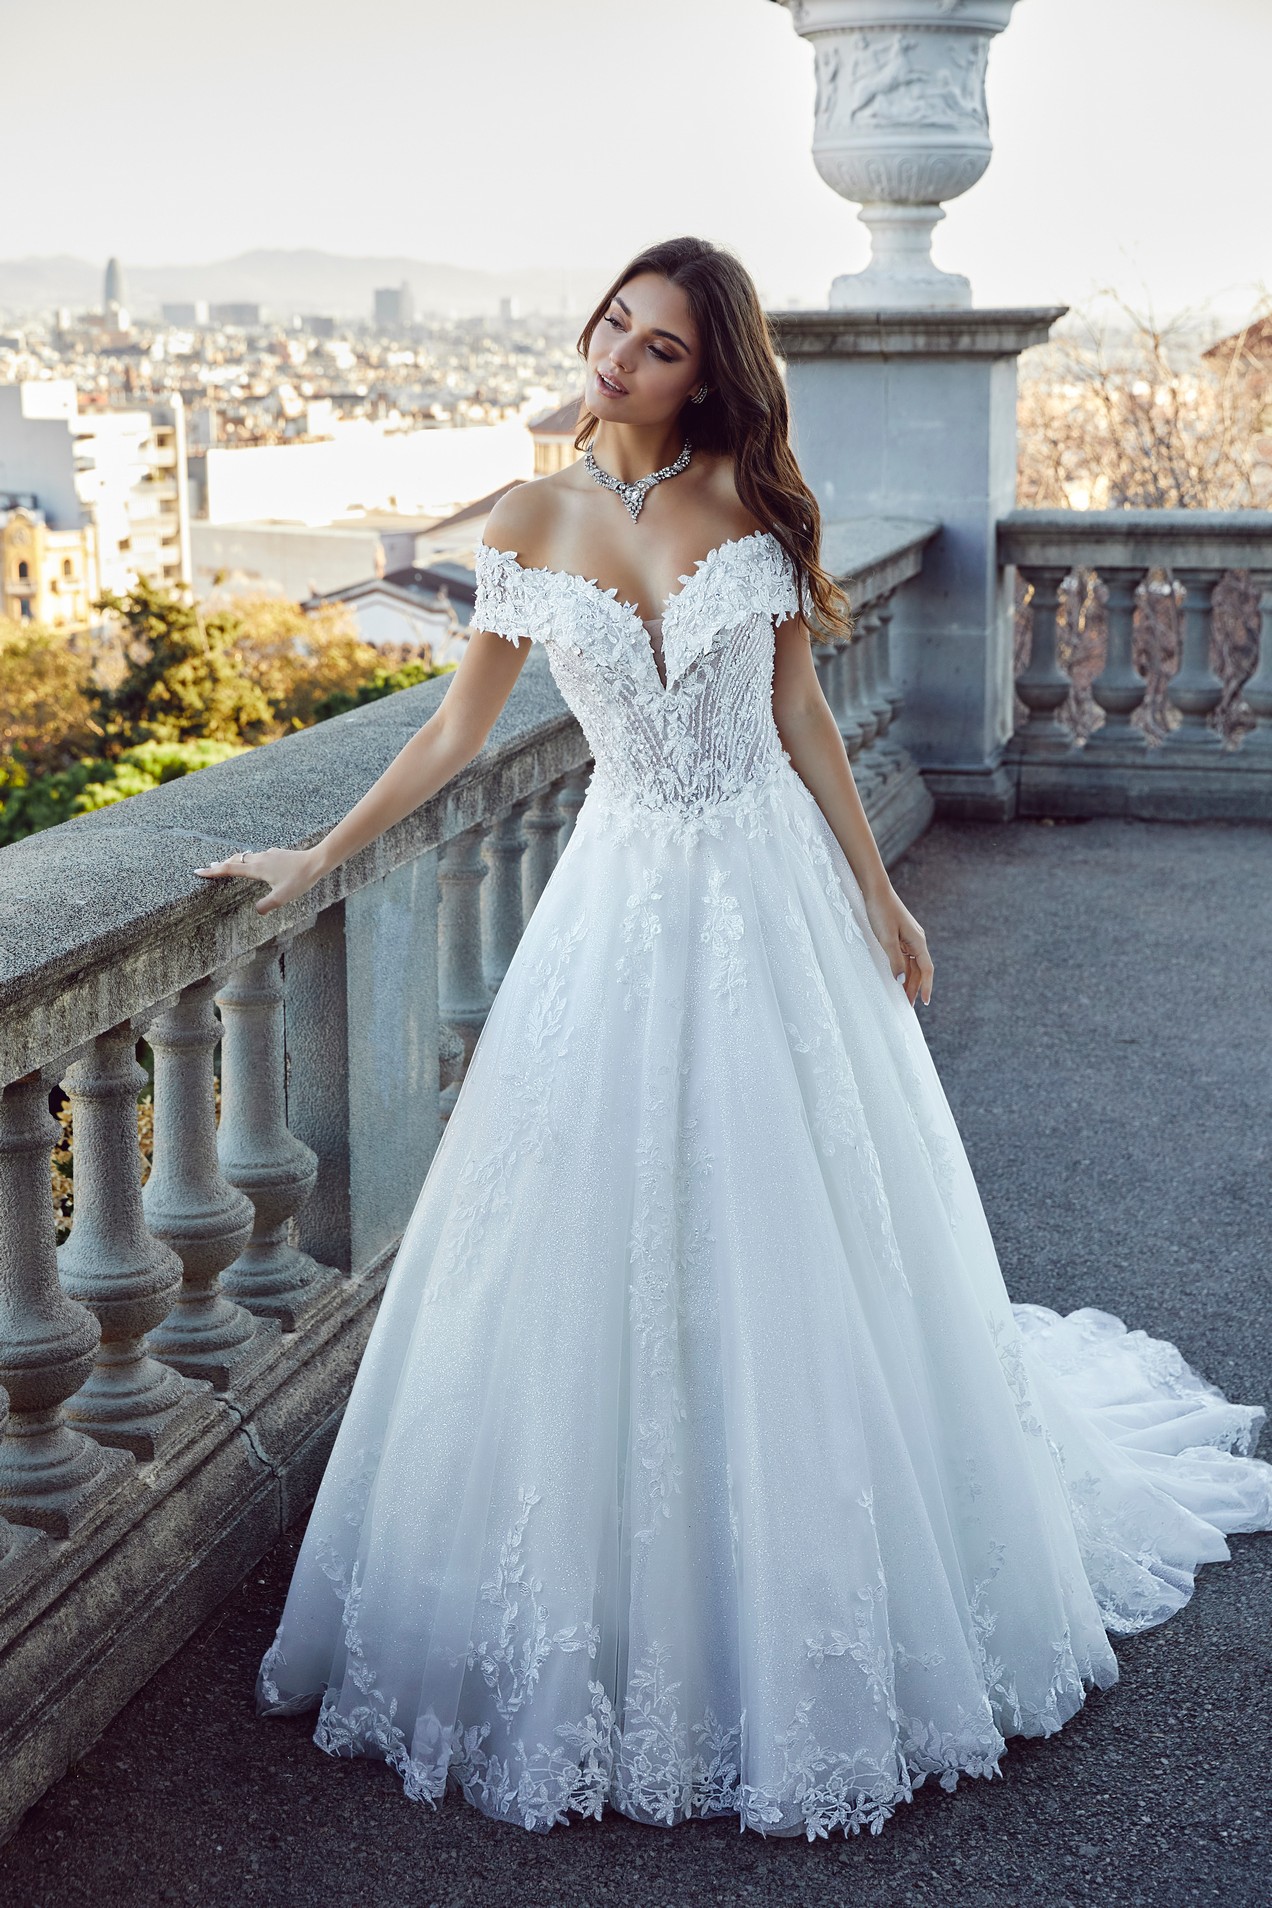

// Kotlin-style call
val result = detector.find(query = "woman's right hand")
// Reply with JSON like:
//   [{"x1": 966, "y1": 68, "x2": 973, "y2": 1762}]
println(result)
[{"x1": 194, "y1": 845, "x2": 325, "y2": 917}]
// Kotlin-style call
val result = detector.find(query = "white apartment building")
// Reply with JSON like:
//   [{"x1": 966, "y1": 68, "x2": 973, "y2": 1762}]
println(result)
[
  {"x1": 0, "y1": 379, "x2": 191, "y2": 601},
  {"x1": 201, "y1": 415, "x2": 534, "y2": 528}
]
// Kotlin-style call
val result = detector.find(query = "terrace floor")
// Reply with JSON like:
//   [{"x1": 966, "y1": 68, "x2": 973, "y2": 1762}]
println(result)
[{"x1": 4, "y1": 816, "x2": 1270, "y2": 1908}]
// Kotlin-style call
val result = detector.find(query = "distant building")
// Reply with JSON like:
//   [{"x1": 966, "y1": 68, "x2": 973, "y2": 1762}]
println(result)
[
  {"x1": 0, "y1": 503, "x2": 97, "y2": 628},
  {"x1": 162, "y1": 300, "x2": 210, "y2": 327},
  {"x1": 201, "y1": 415, "x2": 534, "y2": 527},
  {"x1": 374, "y1": 282, "x2": 414, "y2": 330},
  {"x1": 302, "y1": 314, "x2": 336, "y2": 339},
  {"x1": 210, "y1": 302, "x2": 262, "y2": 328},
  {"x1": 499, "y1": 295, "x2": 521, "y2": 322},
  {"x1": 528, "y1": 396, "x2": 583, "y2": 476},
  {"x1": 103, "y1": 256, "x2": 127, "y2": 329},
  {"x1": 305, "y1": 560, "x2": 475, "y2": 659},
  {"x1": 411, "y1": 480, "x2": 525, "y2": 564},
  {"x1": 0, "y1": 380, "x2": 191, "y2": 596},
  {"x1": 1202, "y1": 317, "x2": 1272, "y2": 501},
  {"x1": 190, "y1": 520, "x2": 395, "y2": 603}
]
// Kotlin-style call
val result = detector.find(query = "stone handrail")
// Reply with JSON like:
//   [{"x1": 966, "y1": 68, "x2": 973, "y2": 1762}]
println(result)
[
  {"x1": 0, "y1": 514, "x2": 937, "y2": 1841},
  {"x1": 0, "y1": 659, "x2": 586, "y2": 1083},
  {"x1": 998, "y1": 509, "x2": 1272, "y2": 819}
]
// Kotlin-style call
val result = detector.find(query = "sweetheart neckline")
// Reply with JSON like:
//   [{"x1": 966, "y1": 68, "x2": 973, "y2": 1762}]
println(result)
[
  {"x1": 477, "y1": 528, "x2": 785, "y2": 698},
  {"x1": 476, "y1": 527, "x2": 780, "y2": 629}
]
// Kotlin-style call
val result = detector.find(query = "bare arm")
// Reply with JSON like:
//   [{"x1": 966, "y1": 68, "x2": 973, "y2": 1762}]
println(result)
[
  {"x1": 771, "y1": 616, "x2": 934, "y2": 1006},
  {"x1": 195, "y1": 627, "x2": 531, "y2": 915}
]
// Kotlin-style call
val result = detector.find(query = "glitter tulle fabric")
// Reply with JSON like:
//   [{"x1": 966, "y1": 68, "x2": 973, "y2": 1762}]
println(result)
[{"x1": 256, "y1": 531, "x2": 1272, "y2": 1839}]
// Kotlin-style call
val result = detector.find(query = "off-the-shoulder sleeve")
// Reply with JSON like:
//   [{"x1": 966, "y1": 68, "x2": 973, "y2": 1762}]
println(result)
[
  {"x1": 766, "y1": 540, "x2": 803, "y2": 629},
  {"x1": 675, "y1": 533, "x2": 806, "y2": 661},
  {"x1": 471, "y1": 541, "x2": 534, "y2": 647}
]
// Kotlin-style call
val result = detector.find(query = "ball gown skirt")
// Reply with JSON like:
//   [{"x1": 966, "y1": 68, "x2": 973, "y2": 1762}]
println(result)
[{"x1": 254, "y1": 530, "x2": 1272, "y2": 1839}]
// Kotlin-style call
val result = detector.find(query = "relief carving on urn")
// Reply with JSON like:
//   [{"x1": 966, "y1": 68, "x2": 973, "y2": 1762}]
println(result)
[{"x1": 780, "y1": 0, "x2": 1022, "y2": 308}]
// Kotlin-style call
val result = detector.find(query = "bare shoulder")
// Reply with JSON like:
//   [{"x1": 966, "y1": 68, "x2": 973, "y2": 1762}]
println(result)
[
  {"x1": 482, "y1": 473, "x2": 571, "y2": 567},
  {"x1": 696, "y1": 447, "x2": 769, "y2": 540}
]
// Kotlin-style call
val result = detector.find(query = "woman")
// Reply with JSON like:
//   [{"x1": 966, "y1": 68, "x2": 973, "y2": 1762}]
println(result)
[{"x1": 197, "y1": 237, "x2": 1272, "y2": 1841}]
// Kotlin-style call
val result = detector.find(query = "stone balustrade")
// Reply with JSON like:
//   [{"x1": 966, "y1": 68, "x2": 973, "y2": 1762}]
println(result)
[
  {"x1": 0, "y1": 517, "x2": 934, "y2": 1840},
  {"x1": 812, "y1": 516, "x2": 939, "y2": 859},
  {"x1": 999, "y1": 511, "x2": 1272, "y2": 818}
]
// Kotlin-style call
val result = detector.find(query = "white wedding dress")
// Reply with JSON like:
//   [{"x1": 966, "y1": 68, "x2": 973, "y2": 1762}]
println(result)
[{"x1": 256, "y1": 529, "x2": 1272, "y2": 1839}]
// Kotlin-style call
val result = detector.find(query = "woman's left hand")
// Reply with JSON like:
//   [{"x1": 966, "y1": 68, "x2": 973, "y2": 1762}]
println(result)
[{"x1": 862, "y1": 881, "x2": 934, "y2": 1007}]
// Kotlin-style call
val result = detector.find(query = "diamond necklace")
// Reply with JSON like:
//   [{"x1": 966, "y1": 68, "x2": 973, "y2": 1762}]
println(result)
[{"x1": 584, "y1": 439, "x2": 693, "y2": 523}]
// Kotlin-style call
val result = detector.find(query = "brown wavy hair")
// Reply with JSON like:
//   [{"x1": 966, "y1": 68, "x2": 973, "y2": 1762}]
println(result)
[{"x1": 573, "y1": 235, "x2": 852, "y2": 638}]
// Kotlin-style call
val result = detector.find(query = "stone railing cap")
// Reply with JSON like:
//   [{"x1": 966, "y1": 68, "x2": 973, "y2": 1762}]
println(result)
[
  {"x1": 822, "y1": 516, "x2": 940, "y2": 601},
  {"x1": 0, "y1": 658, "x2": 588, "y2": 1081},
  {"x1": 999, "y1": 508, "x2": 1272, "y2": 572}
]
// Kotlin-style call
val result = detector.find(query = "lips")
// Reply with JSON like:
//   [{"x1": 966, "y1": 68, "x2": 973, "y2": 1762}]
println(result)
[{"x1": 596, "y1": 368, "x2": 627, "y2": 396}]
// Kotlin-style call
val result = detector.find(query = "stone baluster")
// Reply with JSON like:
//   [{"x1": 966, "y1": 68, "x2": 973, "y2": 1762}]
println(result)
[
  {"x1": 482, "y1": 804, "x2": 528, "y2": 994},
  {"x1": 1088, "y1": 569, "x2": 1149, "y2": 747},
  {"x1": 1241, "y1": 571, "x2": 1272, "y2": 749},
  {"x1": 843, "y1": 635, "x2": 882, "y2": 801},
  {"x1": 0, "y1": 1070, "x2": 132, "y2": 1536},
  {"x1": 438, "y1": 824, "x2": 491, "y2": 1119},
  {"x1": 850, "y1": 623, "x2": 881, "y2": 756},
  {"x1": 1165, "y1": 568, "x2": 1225, "y2": 745},
  {"x1": 58, "y1": 1024, "x2": 216, "y2": 1459},
  {"x1": 816, "y1": 638, "x2": 864, "y2": 760},
  {"x1": 856, "y1": 607, "x2": 893, "y2": 762},
  {"x1": 215, "y1": 941, "x2": 337, "y2": 1331},
  {"x1": 555, "y1": 765, "x2": 589, "y2": 847},
  {"x1": 142, "y1": 979, "x2": 276, "y2": 1389},
  {"x1": 521, "y1": 785, "x2": 564, "y2": 919},
  {"x1": 841, "y1": 640, "x2": 875, "y2": 762},
  {"x1": 1015, "y1": 567, "x2": 1073, "y2": 743},
  {"x1": 875, "y1": 596, "x2": 904, "y2": 729}
]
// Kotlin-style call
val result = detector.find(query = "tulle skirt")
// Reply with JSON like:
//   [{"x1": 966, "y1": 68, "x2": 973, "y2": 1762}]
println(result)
[{"x1": 256, "y1": 760, "x2": 1272, "y2": 1838}]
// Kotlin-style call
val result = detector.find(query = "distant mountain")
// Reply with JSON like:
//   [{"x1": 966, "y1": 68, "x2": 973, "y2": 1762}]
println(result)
[{"x1": 0, "y1": 249, "x2": 602, "y2": 321}]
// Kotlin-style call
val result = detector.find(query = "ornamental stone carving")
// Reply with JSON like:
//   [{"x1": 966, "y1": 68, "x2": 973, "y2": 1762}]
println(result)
[{"x1": 778, "y1": 0, "x2": 1022, "y2": 308}]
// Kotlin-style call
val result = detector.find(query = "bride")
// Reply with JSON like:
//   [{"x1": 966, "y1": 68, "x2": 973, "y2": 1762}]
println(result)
[{"x1": 196, "y1": 236, "x2": 1272, "y2": 1841}]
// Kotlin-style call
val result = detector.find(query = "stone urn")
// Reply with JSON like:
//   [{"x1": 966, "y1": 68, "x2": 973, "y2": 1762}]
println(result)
[{"x1": 777, "y1": 0, "x2": 1022, "y2": 308}]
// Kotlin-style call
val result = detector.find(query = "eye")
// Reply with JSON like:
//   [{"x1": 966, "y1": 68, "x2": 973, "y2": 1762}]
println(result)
[{"x1": 604, "y1": 311, "x2": 675, "y2": 363}]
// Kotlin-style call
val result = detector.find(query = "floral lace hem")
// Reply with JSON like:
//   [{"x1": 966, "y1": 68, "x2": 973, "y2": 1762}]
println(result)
[
  {"x1": 258, "y1": 1617, "x2": 1104, "y2": 1841},
  {"x1": 256, "y1": 1664, "x2": 1027, "y2": 1839}
]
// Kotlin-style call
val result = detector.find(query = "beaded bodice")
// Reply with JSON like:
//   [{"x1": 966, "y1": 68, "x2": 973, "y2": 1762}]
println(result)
[{"x1": 471, "y1": 530, "x2": 802, "y2": 836}]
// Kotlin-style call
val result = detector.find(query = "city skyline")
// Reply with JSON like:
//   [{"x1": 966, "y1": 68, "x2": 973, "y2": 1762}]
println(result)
[{"x1": 3, "y1": 0, "x2": 1269, "y2": 324}]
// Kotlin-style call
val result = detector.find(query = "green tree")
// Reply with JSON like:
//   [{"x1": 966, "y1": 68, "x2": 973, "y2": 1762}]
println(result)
[
  {"x1": 0, "y1": 739, "x2": 247, "y2": 847},
  {"x1": 94, "y1": 577, "x2": 274, "y2": 751},
  {"x1": 312, "y1": 657, "x2": 454, "y2": 724},
  {"x1": 224, "y1": 595, "x2": 389, "y2": 732},
  {"x1": 0, "y1": 619, "x2": 102, "y2": 775}
]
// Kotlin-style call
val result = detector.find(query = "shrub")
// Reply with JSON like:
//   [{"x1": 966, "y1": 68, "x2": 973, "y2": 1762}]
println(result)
[
  {"x1": 0, "y1": 739, "x2": 247, "y2": 845},
  {"x1": 312, "y1": 658, "x2": 455, "y2": 723}
]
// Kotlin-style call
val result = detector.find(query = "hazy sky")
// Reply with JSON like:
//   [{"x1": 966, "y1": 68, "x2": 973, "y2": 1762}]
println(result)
[{"x1": 5, "y1": 0, "x2": 1265, "y2": 319}]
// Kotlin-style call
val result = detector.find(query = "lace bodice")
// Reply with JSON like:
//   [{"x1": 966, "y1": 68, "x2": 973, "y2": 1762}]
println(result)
[{"x1": 472, "y1": 530, "x2": 802, "y2": 837}]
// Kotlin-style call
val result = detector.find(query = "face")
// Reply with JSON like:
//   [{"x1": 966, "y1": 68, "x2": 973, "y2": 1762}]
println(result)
[{"x1": 585, "y1": 271, "x2": 704, "y2": 423}]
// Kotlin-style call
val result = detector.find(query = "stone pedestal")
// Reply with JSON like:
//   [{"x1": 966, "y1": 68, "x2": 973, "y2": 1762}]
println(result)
[{"x1": 770, "y1": 307, "x2": 1065, "y2": 819}]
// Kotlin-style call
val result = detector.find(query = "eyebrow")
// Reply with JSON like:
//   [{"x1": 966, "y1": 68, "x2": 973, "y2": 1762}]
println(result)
[{"x1": 613, "y1": 295, "x2": 690, "y2": 353}]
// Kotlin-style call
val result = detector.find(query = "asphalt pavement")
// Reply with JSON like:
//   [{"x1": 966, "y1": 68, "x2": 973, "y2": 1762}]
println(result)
[{"x1": 4, "y1": 816, "x2": 1269, "y2": 1908}]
